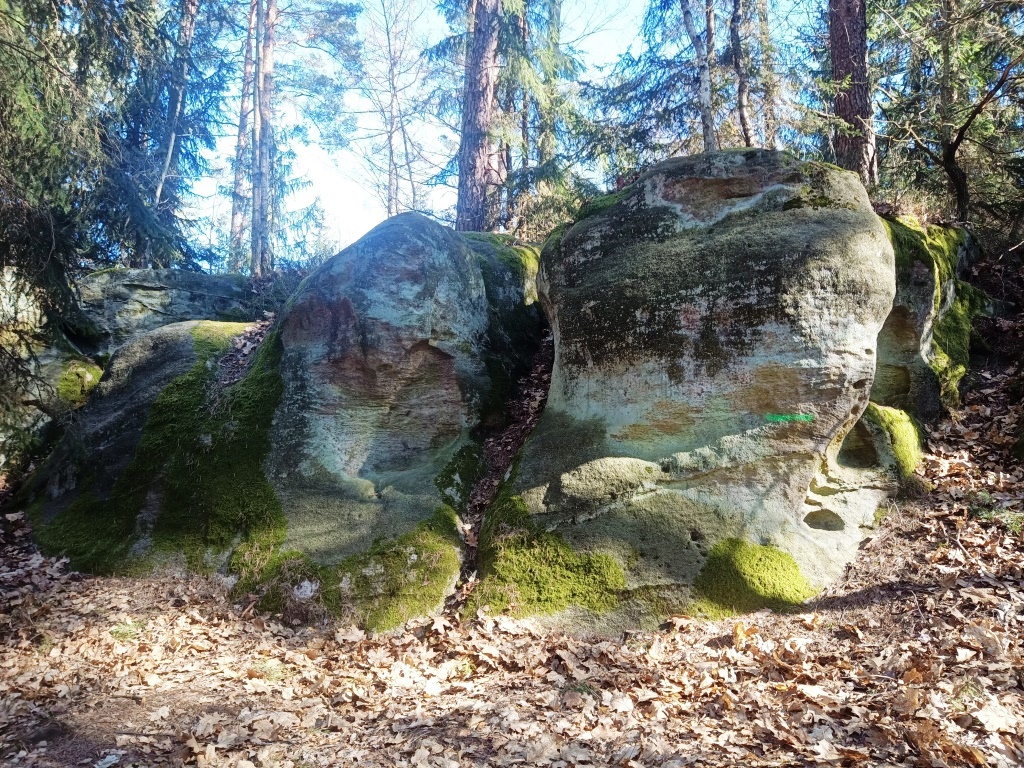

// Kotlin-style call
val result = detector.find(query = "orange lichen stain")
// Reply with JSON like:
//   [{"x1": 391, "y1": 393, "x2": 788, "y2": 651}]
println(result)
[
  {"x1": 660, "y1": 169, "x2": 800, "y2": 221},
  {"x1": 727, "y1": 364, "x2": 805, "y2": 414},
  {"x1": 611, "y1": 401, "x2": 697, "y2": 441}
]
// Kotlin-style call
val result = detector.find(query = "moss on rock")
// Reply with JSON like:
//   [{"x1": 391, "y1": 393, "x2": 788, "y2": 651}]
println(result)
[
  {"x1": 463, "y1": 232, "x2": 544, "y2": 427},
  {"x1": 881, "y1": 216, "x2": 988, "y2": 408},
  {"x1": 56, "y1": 359, "x2": 103, "y2": 407},
  {"x1": 691, "y1": 538, "x2": 815, "y2": 617},
  {"x1": 468, "y1": 490, "x2": 626, "y2": 618},
  {"x1": 38, "y1": 321, "x2": 286, "y2": 575},
  {"x1": 336, "y1": 506, "x2": 463, "y2": 631},
  {"x1": 931, "y1": 280, "x2": 990, "y2": 407},
  {"x1": 576, "y1": 189, "x2": 629, "y2": 221},
  {"x1": 862, "y1": 402, "x2": 927, "y2": 495},
  {"x1": 435, "y1": 444, "x2": 485, "y2": 511}
]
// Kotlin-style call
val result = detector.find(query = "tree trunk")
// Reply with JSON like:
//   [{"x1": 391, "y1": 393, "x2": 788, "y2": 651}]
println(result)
[
  {"x1": 940, "y1": 142, "x2": 970, "y2": 222},
  {"x1": 251, "y1": 0, "x2": 278, "y2": 276},
  {"x1": 730, "y1": 0, "x2": 752, "y2": 146},
  {"x1": 680, "y1": 0, "x2": 717, "y2": 152},
  {"x1": 230, "y1": 0, "x2": 257, "y2": 272},
  {"x1": 251, "y1": 0, "x2": 265, "y2": 276},
  {"x1": 260, "y1": 0, "x2": 278, "y2": 273},
  {"x1": 829, "y1": 0, "x2": 877, "y2": 185},
  {"x1": 154, "y1": 0, "x2": 199, "y2": 212},
  {"x1": 756, "y1": 0, "x2": 777, "y2": 148},
  {"x1": 519, "y1": 11, "x2": 530, "y2": 173},
  {"x1": 455, "y1": 0, "x2": 500, "y2": 232},
  {"x1": 538, "y1": 0, "x2": 559, "y2": 166}
]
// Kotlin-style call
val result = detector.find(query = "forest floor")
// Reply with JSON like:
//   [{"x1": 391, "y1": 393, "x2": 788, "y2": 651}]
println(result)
[{"x1": 3, "y1": 317, "x2": 1024, "y2": 767}]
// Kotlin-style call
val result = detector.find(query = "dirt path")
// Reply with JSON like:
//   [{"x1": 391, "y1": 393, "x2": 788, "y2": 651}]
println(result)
[{"x1": 3, "y1": 340, "x2": 1024, "y2": 767}]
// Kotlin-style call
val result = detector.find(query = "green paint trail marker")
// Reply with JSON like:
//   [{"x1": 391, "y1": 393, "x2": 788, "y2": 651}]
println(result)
[{"x1": 765, "y1": 414, "x2": 815, "y2": 423}]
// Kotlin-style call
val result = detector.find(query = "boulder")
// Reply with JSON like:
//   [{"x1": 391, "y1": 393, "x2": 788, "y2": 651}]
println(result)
[
  {"x1": 474, "y1": 150, "x2": 897, "y2": 627},
  {"x1": 0, "y1": 269, "x2": 102, "y2": 471},
  {"x1": 23, "y1": 213, "x2": 542, "y2": 631},
  {"x1": 269, "y1": 212, "x2": 495, "y2": 566},
  {"x1": 871, "y1": 217, "x2": 985, "y2": 416},
  {"x1": 23, "y1": 320, "x2": 250, "y2": 572},
  {"x1": 73, "y1": 268, "x2": 258, "y2": 357}
]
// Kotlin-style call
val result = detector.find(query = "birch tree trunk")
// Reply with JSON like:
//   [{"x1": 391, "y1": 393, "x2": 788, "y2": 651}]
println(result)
[
  {"x1": 680, "y1": 0, "x2": 717, "y2": 152},
  {"x1": 455, "y1": 0, "x2": 500, "y2": 232}
]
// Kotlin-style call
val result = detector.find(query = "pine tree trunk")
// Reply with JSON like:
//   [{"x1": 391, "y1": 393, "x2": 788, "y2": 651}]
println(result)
[
  {"x1": 260, "y1": 0, "x2": 277, "y2": 273},
  {"x1": 251, "y1": 0, "x2": 278, "y2": 276},
  {"x1": 829, "y1": 0, "x2": 877, "y2": 185},
  {"x1": 230, "y1": 0, "x2": 257, "y2": 272},
  {"x1": 251, "y1": 0, "x2": 265, "y2": 277},
  {"x1": 455, "y1": 0, "x2": 500, "y2": 232},
  {"x1": 680, "y1": 0, "x2": 717, "y2": 152},
  {"x1": 730, "y1": 0, "x2": 752, "y2": 146}
]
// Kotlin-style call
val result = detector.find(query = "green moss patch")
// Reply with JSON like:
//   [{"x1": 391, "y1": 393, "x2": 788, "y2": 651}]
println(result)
[
  {"x1": 691, "y1": 538, "x2": 815, "y2": 617},
  {"x1": 882, "y1": 216, "x2": 963, "y2": 283},
  {"x1": 541, "y1": 222, "x2": 569, "y2": 258},
  {"x1": 862, "y1": 402, "x2": 928, "y2": 496},
  {"x1": 882, "y1": 216, "x2": 988, "y2": 408},
  {"x1": 336, "y1": 506, "x2": 462, "y2": 632},
  {"x1": 462, "y1": 232, "x2": 540, "y2": 284},
  {"x1": 577, "y1": 189, "x2": 629, "y2": 220},
  {"x1": 468, "y1": 491, "x2": 626, "y2": 618},
  {"x1": 38, "y1": 321, "x2": 286, "y2": 575},
  {"x1": 435, "y1": 444, "x2": 484, "y2": 511},
  {"x1": 860, "y1": 403, "x2": 933, "y2": 499},
  {"x1": 931, "y1": 280, "x2": 989, "y2": 407},
  {"x1": 56, "y1": 359, "x2": 103, "y2": 407}
]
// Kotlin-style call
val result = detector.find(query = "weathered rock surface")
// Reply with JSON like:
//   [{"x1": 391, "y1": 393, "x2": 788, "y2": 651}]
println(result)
[
  {"x1": 270, "y1": 213, "x2": 494, "y2": 563},
  {"x1": 74, "y1": 268, "x2": 257, "y2": 356},
  {"x1": 1, "y1": 270, "x2": 100, "y2": 471},
  {"x1": 21, "y1": 214, "x2": 542, "y2": 629},
  {"x1": 871, "y1": 218, "x2": 983, "y2": 417},
  {"x1": 489, "y1": 149, "x2": 896, "y2": 623},
  {"x1": 32, "y1": 322, "x2": 204, "y2": 514}
]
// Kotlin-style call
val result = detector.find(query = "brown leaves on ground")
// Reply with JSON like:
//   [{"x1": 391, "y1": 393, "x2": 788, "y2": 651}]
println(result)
[{"x1": 3, "y1": 343, "x2": 1024, "y2": 767}]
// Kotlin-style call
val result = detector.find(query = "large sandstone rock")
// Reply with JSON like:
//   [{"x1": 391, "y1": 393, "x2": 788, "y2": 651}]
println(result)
[
  {"x1": 0, "y1": 269, "x2": 102, "y2": 471},
  {"x1": 871, "y1": 217, "x2": 984, "y2": 417},
  {"x1": 22, "y1": 213, "x2": 541, "y2": 630},
  {"x1": 73, "y1": 268, "x2": 257, "y2": 356},
  {"x1": 270, "y1": 213, "x2": 494, "y2": 562},
  {"x1": 482, "y1": 150, "x2": 897, "y2": 625}
]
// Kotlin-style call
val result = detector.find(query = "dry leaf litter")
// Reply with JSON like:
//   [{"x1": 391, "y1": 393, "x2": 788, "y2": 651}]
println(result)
[{"x1": 3, "y1": 323, "x2": 1024, "y2": 767}]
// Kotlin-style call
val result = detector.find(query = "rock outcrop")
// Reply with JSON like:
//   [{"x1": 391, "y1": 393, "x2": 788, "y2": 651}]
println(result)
[
  {"x1": 73, "y1": 268, "x2": 258, "y2": 357},
  {"x1": 23, "y1": 214, "x2": 542, "y2": 630},
  {"x1": 23, "y1": 157, "x2": 993, "y2": 633},
  {"x1": 474, "y1": 150, "x2": 897, "y2": 626},
  {"x1": 871, "y1": 217, "x2": 984, "y2": 417},
  {"x1": 270, "y1": 213, "x2": 493, "y2": 564}
]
